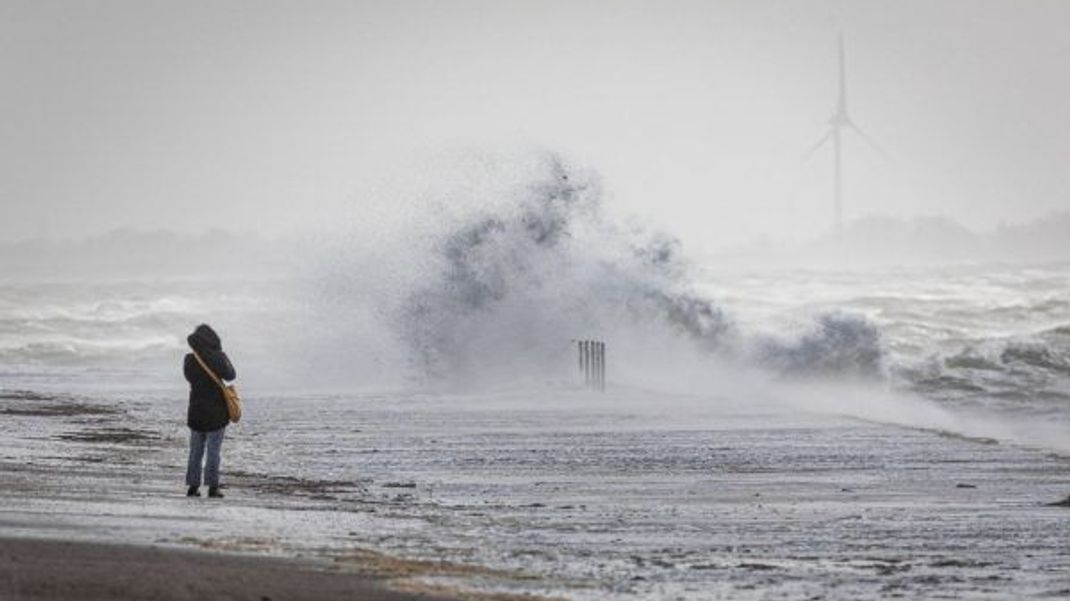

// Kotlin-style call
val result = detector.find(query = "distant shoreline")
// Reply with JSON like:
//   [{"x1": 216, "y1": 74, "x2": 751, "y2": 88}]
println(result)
[
  {"x1": 5, "y1": 212, "x2": 1070, "y2": 279},
  {"x1": 707, "y1": 212, "x2": 1070, "y2": 268}
]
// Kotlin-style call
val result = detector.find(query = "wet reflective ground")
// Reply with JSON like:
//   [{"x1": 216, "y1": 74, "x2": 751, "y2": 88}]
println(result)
[{"x1": 3, "y1": 387, "x2": 1070, "y2": 599}]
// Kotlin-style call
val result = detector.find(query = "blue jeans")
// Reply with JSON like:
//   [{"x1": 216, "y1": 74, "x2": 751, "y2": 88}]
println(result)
[{"x1": 186, "y1": 428, "x2": 225, "y2": 488}]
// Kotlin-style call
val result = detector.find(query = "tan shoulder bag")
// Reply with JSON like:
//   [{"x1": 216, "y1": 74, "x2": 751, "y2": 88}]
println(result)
[{"x1": 192, "y1": 351, "x2": 242, "y2": 424}]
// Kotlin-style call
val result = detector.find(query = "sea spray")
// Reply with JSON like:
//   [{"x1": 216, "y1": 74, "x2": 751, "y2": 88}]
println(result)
[
  {"x1": 1, "y1": 151, "x2": 1068, "y2": 449},
  {"x1": 341, "y1": 152, "x2": 1070, "y2": 450},
  {"x1": 316, "y1": 151, "x2": 884, "y2": 387},
  {"x1": 393, "y1": 153, "x2": 738, "y2": 384}
]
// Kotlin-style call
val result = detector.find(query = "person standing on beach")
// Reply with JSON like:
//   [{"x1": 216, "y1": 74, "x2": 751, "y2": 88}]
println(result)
[{"x1": 183, "y1": 324, "x2": 236, "y2": 498}]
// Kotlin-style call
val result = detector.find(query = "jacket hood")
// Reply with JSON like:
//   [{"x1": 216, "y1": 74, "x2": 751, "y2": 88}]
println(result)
[{"x1": 188, "y1": 324, "x2": 222, "y2": 352}]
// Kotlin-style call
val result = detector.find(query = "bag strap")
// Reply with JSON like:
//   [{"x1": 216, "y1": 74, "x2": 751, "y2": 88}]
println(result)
[{"x1": 192, "y1": 350, "x2": 227, "y2": 391}]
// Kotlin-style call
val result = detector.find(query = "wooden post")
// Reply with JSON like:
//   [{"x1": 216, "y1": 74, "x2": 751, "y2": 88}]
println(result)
[
  {"x1": 599, "y1": 341, "x2": 606, "y2": 391},
  {"x1": 588, "y1": 340, "x2": 595, "y2": 390},
  {"x1": 576, "y1": 339, "x2": 607, "y2": 391},
  {"x1": 582, "y1": 340, "x2": 590, "y2": 387},
  {"x1": 595, "y1": 341, "x2": 602, "y2": 391},
  {"x1": 600, "y1": 341, "x2": 606, "y2": 391}
]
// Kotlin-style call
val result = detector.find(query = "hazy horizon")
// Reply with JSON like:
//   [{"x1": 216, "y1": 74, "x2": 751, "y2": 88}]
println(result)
[{"x1": 3, "y1": 1, "x2": 1069, "y2": 255}]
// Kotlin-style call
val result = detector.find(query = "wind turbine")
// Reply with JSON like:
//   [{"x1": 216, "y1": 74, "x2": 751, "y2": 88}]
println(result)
[{"x1": 804, "y1": 34, "x2": 886, "y2": 234}]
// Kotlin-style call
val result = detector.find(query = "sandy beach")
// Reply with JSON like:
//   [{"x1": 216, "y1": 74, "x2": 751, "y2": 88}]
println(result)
[
  {"x1": 3, "y1": 386, "x2": 1070, "y2": 599},
  {"x1": 0, "y1": 388, "x2": 555, "y2": 600},
  {"x1": 0, "y1": 537, "x2": 455, "y2": 601}
]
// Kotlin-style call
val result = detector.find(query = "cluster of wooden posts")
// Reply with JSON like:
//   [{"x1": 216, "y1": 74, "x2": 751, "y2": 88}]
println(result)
[{"x1": 577, "y1": 339, "x2": 606, "y2": 391}]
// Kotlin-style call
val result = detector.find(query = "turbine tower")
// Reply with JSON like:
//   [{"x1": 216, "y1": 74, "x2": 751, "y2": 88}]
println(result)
[{"x1": 804, "y1": 34, "x2": 885, "y2": 234}]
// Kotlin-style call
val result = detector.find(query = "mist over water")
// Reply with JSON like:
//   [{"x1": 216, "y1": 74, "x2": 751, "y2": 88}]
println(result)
[
  {"x1": 2, "y1": 152, "x2": 1069, "y2": 451},
  {"x1": 311, "y1": 152, "x2": 885, "y2": 392},
  {"x1": 253, "y1": 152, "x2": 1070, "y2": 454}
]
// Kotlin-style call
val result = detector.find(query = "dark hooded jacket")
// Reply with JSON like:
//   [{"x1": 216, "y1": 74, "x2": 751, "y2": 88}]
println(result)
[{"x1": 184, "y1": 324, "x2": 236, "y2": 432}]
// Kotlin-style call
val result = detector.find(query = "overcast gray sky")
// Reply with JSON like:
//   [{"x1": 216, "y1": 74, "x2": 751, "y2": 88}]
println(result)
[{"x1": 2, "y1": 0, "x2": 1068, "y2": 252}]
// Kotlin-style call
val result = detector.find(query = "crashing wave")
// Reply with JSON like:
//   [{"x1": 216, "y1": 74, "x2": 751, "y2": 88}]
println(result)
[
  {"x1": 755, "y1": 312, "x2": 884, "y2": 379},
  {"x1": 394, "y1": 153, "x2": 883, "y2": 383},
  {"x1": 895, "y1": 326, "x2": 1070, "y2": 405}
]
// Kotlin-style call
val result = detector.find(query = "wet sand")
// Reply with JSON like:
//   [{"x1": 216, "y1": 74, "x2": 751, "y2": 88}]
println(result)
[
  {"x1": 0, "y1": 537, "x2": 450, "y2": 601},
  {"x1": 4, "y1": 387, "x2": 1070, "y2": 599}
]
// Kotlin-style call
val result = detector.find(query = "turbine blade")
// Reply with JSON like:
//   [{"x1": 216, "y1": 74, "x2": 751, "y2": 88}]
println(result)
[
  {"x1": 847, "y1": 121, "x2": 890, "y2": 160},
  {"x1": 800, "y1": 129, "x2": 833, "y2": 162}
]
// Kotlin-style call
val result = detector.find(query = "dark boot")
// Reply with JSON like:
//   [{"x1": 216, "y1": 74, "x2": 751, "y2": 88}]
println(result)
[
  {"x1": 208, "y1": 486, "x2": 224, "y2": 498},
  {"x1": 186, "y1": 486, "x2": 201, "y2": 497}
]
